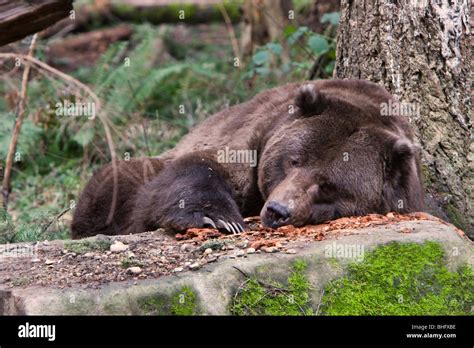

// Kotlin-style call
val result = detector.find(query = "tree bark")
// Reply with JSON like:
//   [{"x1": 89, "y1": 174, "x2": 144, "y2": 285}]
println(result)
[{"x1": 334, "y1": 0, "x2": 472, "y2": 236}]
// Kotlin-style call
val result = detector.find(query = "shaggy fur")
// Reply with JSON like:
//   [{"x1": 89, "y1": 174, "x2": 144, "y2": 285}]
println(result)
[{"x1": 71, "y1": 79, "x2": 424, "y2": 238}]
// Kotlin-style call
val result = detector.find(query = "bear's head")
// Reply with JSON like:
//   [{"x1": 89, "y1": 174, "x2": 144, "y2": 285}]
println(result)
[{"x1": 259, "y1": 82, "x2": 424, "y2": 228}]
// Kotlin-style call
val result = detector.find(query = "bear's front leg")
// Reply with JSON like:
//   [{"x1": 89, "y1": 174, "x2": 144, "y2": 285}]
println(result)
[{"x1": 130, "y1": 152, "x2": 245, "y2": 234}]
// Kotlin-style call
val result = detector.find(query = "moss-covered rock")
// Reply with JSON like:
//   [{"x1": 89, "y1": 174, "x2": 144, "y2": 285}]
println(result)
[
  {"x1": 231, "y1": 260, "x2": 314, "y2": 315},
  {"x1": 321, "y1": 241, "x2": 473, "y2": 315},
  {"x1": 3, "y1": 219, "x2": 472, "y2": 315},
  {"x1": 138, "y1": 286, "x2": 199, "y2": 315}
]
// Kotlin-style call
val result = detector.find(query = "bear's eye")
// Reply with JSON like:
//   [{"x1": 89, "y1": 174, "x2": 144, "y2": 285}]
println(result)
[{"x1": 289, "y1": 156, "x2": 301, "y2": 167}]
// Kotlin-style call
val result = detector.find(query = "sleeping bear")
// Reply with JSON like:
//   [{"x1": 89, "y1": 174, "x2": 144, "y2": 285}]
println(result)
[{"x1": 71, "y1": 79, "x2": 424, "y2": 238}]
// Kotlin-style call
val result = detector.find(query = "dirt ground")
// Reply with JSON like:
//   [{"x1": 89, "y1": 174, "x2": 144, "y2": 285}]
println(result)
[{"x1": 0, "y1": 212, "x2": 460, "y2": 289}]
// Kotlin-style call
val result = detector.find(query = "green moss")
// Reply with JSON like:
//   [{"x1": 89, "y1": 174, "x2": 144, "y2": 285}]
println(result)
[
  {"x1": 120, "y1": 257, "x2": 144, "y2": 269},
  {"x1": 421, "y1": 164, "x2": 434, "y2": 188},
  {"x1": 171, "y1": 286, "x2": 198, "y2": 315},
  {"x1": 11, "y1": 276, "x2": 31, "y2": 287},
  {"x1": 231, "y1": 260, "x2": 313, "y2": 316},
  {"x1": 138, "y1": 286, "x2": 198, "y2": 315},
  {"x1": 445, "y1": 204, "x2": 467, "y2": 231},
  {"x1": 321, "y1": 241, "x2": 474, "y2": 315},
  {"x1": 138, "y1": 295, "x2": 168, "y2": 315},
  {"x1": 199, "y1": 239, "x2": 231, "y2": 252},
  {"x1": 64, "y1": 239, "x2": 112, "y2": 254}
]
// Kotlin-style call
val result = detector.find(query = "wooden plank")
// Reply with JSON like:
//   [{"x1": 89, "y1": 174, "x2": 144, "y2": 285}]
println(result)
[{"x1": 0, "y1": 0, "x2": 73, "y2": 46}]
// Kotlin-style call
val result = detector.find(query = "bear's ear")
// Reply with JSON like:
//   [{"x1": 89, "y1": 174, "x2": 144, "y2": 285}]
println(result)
[
  {"x1": 383, "y1": 135, "x2": 418, "y2": 184},
  {"x1": 382, "y1": 133, "x2": 424, "y2": 212},
  {"x1": 294, "y1": 83, "x2": 327, "y2": 116}
]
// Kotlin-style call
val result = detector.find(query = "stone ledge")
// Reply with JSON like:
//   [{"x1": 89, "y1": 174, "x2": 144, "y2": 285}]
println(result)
[{"x1": 1, "y1": 219, "x2": 472, "y2": 315}]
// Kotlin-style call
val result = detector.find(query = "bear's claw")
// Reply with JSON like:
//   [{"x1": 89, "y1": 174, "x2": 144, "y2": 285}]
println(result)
[
  {"x1": 203, "y1": 218, "x2": 244, "y2": 234},
  {"x1": 203, "y1": 216, "x2": 217, "y2": 229}
]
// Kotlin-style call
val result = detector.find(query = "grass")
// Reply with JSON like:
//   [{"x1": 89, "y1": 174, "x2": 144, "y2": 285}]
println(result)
[{"x1": 321, "y1": 241, "x2": 474, "y2": 315}]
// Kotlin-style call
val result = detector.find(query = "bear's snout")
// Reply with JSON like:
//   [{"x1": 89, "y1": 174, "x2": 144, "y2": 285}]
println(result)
[{"x1": 262, "y1": 201, "x2": 291, "y2": 228}]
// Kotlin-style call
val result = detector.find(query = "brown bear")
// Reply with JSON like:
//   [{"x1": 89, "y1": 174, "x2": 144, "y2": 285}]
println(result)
[{"x1": 71, "y1": 79, "x2": 424, "y2": 238}]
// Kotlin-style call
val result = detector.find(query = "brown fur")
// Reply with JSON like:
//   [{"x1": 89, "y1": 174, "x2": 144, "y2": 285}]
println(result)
[
  {"x1": 71, "y1": 158, "x2": 163, "y2": 238},
  {"x1": 71, "y1": 79, "x2": 424, "y2": 238}
]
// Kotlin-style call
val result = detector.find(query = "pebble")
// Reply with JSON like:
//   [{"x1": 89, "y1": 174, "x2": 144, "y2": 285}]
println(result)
[
  {"x1": 236, "y1": 250, "x2": 245, "y2": 257},
  {"x1": 286, "y1": 249, "x2": 297, "y2": 254},
  {"x1": 189, "y1": 262, "x2": 200, "y2": 270},
  {"x1": 127, "y1": 267, "x2": 142, "y2": 275},
  {"x1": 45, "y1": 259, "x2": 55, "y2": 265},
  {"x1": 263, "y1": 247, "x2": 279, "y2": 253},
  {"x1": 173, "y1": 267, "x2": 184, "y2": 272},
  {"x1": 204, "y1": 248, "x2": 213, "y2": 255},
  {"x1": 110, "y1": 241, "x2": 129, "y2": 253},
  {"x1": 236, "y1": 241, "x2": 248, "y2": 249},
  {"x1": 31, "y1": 258, "x2": 41, "y2": 263},
  {"x1": 84, "y1": 252, "x2": 94, "y2": 258},
  {"x1": 246, "y1": 248, "x2": 256, "y2": 254},
  {"x1": 184, "y1": 262, "x2": 191, "y2": 267},
  {"x1": 207, "y1": 256, "x2": 217, "y2": 262},
  {"x1": 180, "y1": 244, "x2": 193, "y2": 252}
]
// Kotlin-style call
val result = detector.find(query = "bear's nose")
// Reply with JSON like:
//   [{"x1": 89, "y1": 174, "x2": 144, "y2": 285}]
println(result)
[{"x1": 264, "y1": 201, "x2": 291, "y2": 228}]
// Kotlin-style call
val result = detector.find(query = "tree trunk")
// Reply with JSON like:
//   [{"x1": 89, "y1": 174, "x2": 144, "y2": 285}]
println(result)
[{"x1": 334, "y1": 0, "x2": 472, "y2": 236}]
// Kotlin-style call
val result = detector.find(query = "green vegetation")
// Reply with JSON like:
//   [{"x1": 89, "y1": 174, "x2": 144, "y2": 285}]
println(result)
[
  {"x1": 11, "y1": 275, "x2": 32, "y2": 287},
  {"x1": 321, "y1": 241, "x2": 474, "y2": 315},
  {"x1": 138, "y1": 286, "x2": 198, "y2": 315},
  {"x1": 445, "y1": 203, "x2": 468, "y2": 232},
  {"x1": 231, "y1": 260, "x2": 314, "y2": 315},
  {"x1": 170, "y1": 286, "x2": 198, "y2": 315},
  {"x1": 120, "y1": 256, "x2": 144, "y2": 269},
  {"x1": 64, "y1": 239, "x2": 112, "y2": 254}
]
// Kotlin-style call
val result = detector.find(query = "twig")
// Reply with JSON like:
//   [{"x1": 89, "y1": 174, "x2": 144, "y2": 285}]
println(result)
[
  {"x1": 232, "y1": 265, "x2": 251, "y2": 278},
  {"x1": 1, "y1": 34, "x2": 38, "y2": 208},
  {"x1": 233, "y1": 265, "x2": 289, "y2": 292},
  {"x1": 142, "y1": 120, "x2": 151, "y2": 157},
  {"x1": 218, "y1": 3, "x2": 241, "y2": 68},
  {"x1": 41, "y1": 206, "x2": 71, "y2": 234},
  {"x1": 315, "y1": 288, "x2": 325, "y2": 315}
]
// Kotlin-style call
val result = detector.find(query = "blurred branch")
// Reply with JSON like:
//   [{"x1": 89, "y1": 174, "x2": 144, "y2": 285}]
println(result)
[
  {"x1": 2, "y1": 34, "x2": 38, "y2": 209},
  {"x1": 0, "y1": 52, "x2": 119, "y2": 224},
  {"x1": 218, "y1": 2, "x2": 241, "y2": 68}
]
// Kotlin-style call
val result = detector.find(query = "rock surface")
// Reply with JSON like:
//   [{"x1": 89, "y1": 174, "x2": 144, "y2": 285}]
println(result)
[{"x1": 0, "y1": 214, "x2": 471, "y2": 315}]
